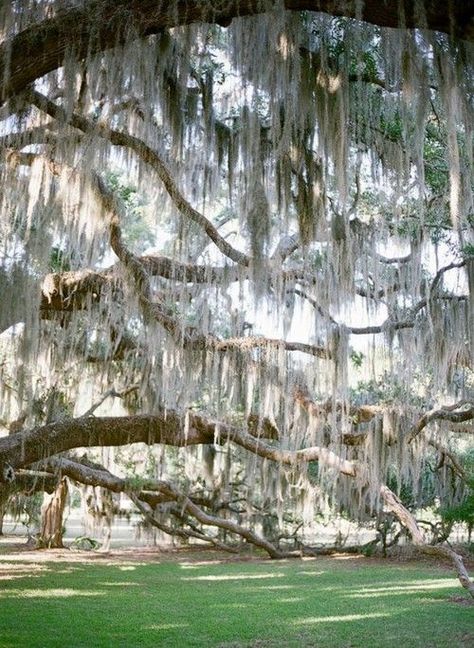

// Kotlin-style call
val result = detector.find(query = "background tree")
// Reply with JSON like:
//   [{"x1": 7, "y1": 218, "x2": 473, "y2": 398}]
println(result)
[{"x1": 0, "y1": 1, "x2": 473, "y2": 595}]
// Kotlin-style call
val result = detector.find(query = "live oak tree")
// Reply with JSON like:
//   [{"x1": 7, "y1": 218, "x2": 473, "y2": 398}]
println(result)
[{"x1": 0, "y1": 1, "x2": 473, "y2": 594}]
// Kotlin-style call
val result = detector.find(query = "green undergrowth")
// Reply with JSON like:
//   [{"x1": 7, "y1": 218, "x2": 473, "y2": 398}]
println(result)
[{"x1": 0, "y1": 550, "x2": 472, "y2": 647}]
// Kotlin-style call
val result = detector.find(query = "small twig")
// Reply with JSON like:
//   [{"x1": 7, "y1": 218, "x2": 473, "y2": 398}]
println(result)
[{"x1": 80, "y1": 385, "x2": 139, "y2": 418}]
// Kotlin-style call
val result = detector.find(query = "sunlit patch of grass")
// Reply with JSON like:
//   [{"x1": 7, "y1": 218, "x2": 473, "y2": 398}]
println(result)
[
  {"x1": 293, "y1": 611, "x2": 392, "y2": 625},
  {"x1": 0, "y1": 588, "x2": 105, "y2": 598},
  {"x1": 296, "y1": 570, "x2": 326, "y2": 576},
  {"x1": 179, "y1": 560, "x2": 228, "y2": 567},
  {"x1": 97, "y1": 581, "x2": 141, "y2": 587},
  {"x1": 0, "y1": 553, "x2": 471, "y2": 647},
  {"x1": 180, "y1": 572, "x2": 285, "y2": 581},
  {"x1": 144, "y1": 623, "x2": 190, "y2": 630}
]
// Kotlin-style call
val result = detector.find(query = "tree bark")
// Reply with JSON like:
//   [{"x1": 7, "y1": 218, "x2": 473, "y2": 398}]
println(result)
[
  {"x1": 0, "y1": 410, "x2": 356, "y2": 477},
  {"x1": 39, "y1": 477, "x2": 68, "y2": 549},
  {"x1": 1, "y1": 1, "x2": 472, "y2": 103},
  {"x1": 380, "y1": 484, "x2": 474, "y2": 599}
]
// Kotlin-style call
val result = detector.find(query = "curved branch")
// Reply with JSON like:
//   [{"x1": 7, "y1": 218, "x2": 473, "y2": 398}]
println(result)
[
  {"x1": 91, "y1": 172, "x2": 331, "y2": 359},
  {"x1": 380, "y1": 484, "x2": 474, "y2": 599},
  {"x1": 42, "y1": 454, "x2": 282, "y2": 555},
  {"x1": 429, "y1": 259, "x2": 469, "y2": 294},
  {"x1": 36, "y1": 455, "x2": 294, "y2": 557},
  {"x1": 408, "y1": 401, "x2": 474, "y2": 443},
  {"x1": 0, "y1": 408, "x2": 356, "y2": 477},
  {"x1": 212, "y1": 336, "x2": 331, "y2": 360},
  {"x1": 132, "y1": 496, "x2": 239, "y2": 553},
  {"x1": 138, "y1": 483, "x2": 286, "y2": 559},
  {"x1": 1, "y1": 0, "x2": 472, "y2": 105},
  {"x1": 38, "y1": 456, "x2": 240, "y2": 552},
  {"x1": 293, "y1": 288, "x2": 416, "y2": 335},
  {"x1": 427, "y1": 439, "x2": 467, "y2": 481},
  {"x1": 29, "y1": 90, "x2": 250, "y2": 266}
]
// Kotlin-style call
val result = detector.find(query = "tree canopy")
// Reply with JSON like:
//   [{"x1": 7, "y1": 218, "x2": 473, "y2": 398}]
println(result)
[{"x1": 0, "y1": 1, "x2": 473, "y2": 595}]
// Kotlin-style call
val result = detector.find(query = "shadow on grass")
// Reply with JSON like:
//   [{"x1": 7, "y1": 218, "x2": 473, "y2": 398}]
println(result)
[{"x1": 0, "y1": 552, "x2": 472, "y2": 648}]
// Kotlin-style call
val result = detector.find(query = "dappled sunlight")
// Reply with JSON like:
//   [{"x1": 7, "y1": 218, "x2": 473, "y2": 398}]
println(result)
[
  {"x1": 0, "y1": 562, "x2": 50, "y2": 581},
  {"x1": 0, "y1": 562, "x2": 49, "y2": 573},
  {"x1": 117, "y1": 565, "x2": 136, "y2": 571},
  {"x1": 257, "y1": 585, "x2": 294, "y2": 590},
  {"x1": 144, "y1": 623, "x2": 190, "y2": 631},
  {"x1": 352, "y1": 578, "x2": 460, "y2": 591},
  {"x1": 179, "y1": 560, "x2": 226, "y2": 568},
  {"x1": 347, "y1": 589, "x2": 457, "y2": 599},
  {"x1": 181, "y1": 572, "x2": 285, "y2": 582},
  {"x1": 0, "y1": 574, "x2": 42, "y2": 582},
  {"x1": 0, "y1": 588, "x2": 106, "y2": 598},
  {"x1": 98, "y1": 581, "x2": 141, "y2": 587},
  {"x1": 104, "y1": 560, "x2": 147, "y2": 569},
  {"x1": 296, "y1": 570, "x2": 326, "y2": 576},
  {"x1": 345, "y1": 579, "x2": 460, "y2": 597},
  {"x1": 276, "y1": 597, "x2": 305, "y2": 603},
  {"x1": 293, "y1": 612, "x2": 391, "y2": 626}
]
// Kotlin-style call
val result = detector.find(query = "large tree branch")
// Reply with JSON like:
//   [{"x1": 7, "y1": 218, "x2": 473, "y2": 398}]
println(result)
[
  {"x1": 9, "y1": 151, "x2": 329, "y2": 360},
  {"x1": 38, "y1": 259, "x2": 305, "y2": 315},
  {"x1": 37, "y1": 456, "x2": 242, "y2": 552},
  {"x1": 211, "y1": 336, "x2": 330, "y2": 360},
  {"x1": 408, "y1": 401, "x2": 474, "y2": 443},
  {"x1": 0, "y1": 409, "x2": 355, "y2": 477},
  {"x1": 293, "y1": 288, "x2": 417, "y2": 335},
  {"x1": 29, "y1": 90, "x2": 250, "y2": 266},
  {"x1": 2, "y1": 1, "x2": 472, "y2": 104},
  {"x1": 91, "y1": 168, "x2": 333, "y2": 360},
  {"x1": 131, "y1": 496, "x2": 240, "y2": 554},
  {"x1": 380, "y1": 484, "x2": 474, "y2": 598}
]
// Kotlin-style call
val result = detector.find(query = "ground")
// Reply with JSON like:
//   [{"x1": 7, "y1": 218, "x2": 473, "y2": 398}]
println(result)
[{"x1": 0, "y1": 539, "x2": 472, "y2": 648}]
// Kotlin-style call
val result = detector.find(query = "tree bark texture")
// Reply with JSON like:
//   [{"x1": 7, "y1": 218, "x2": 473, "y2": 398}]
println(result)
[
  {"x1": 39, "y1": 477, "x2": 68, "y2": 549},
  {"x1": 1, "y1": 1, "x2": 472, "y2": 102}
]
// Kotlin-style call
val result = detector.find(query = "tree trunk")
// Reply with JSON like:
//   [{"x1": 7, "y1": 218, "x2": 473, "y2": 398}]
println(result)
[
  {"x1": 39, "y1": 477, "x2": 68, "y2": 548},
  {"x1": 0, "y1": 492, "x2": 8, "y2": 536}
]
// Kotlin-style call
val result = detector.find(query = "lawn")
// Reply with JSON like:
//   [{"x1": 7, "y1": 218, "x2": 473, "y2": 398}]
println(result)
[{"x1": 0, "y1": 548, "x2": 472, "y2": 647}]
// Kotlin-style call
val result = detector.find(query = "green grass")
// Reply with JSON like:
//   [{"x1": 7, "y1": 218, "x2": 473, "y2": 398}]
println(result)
[{"x1": 0, "y1": 551, "x2": 472, "y2": 647}]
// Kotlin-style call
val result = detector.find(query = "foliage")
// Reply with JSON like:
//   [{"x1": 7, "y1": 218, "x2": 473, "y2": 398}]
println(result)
[{"x1": 440, "y1": 450, "x2": 474, "y2": 531}]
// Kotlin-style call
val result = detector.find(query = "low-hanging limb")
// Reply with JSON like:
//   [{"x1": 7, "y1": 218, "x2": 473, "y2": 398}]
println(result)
[
  {"x1": 38, "y1": 455, "x2": 286, "y2": 557},
  {"x1": 34, "y1": 456, "x2": 238, "y2": 552},
  {"x1": 132, "y1": 490, "x2": 287, "y2": 559},
  {"x1": 380, "y1": 484, "x2": 474, "y2": 599},
  {"x1": 2, "y1": 409, "x2": 472, "y2": 593},
  {"x1": 158, "y1": 484, "x2": 287, "y2": 559},
  {"x1": 0, "y1": 408, "x2": 356, "y2": 477},
  {"x1": 131, "y1": 495, "x2": 240, "y2": 554}
]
